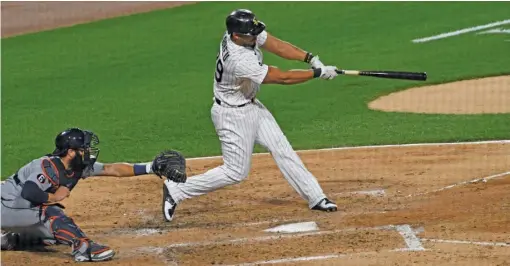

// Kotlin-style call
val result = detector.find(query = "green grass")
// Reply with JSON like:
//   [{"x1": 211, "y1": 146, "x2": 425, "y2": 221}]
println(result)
[{"x1": 2, "y1": 2, "x2": 510, "y2": 177}]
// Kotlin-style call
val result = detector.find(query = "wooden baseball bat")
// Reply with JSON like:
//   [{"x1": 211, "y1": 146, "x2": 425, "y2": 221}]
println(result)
[{"x1": 335, "y1": 69, "x2": 427, "y2": 81}]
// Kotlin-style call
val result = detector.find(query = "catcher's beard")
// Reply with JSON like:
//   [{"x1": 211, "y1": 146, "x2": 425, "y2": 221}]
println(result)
[{"x1": 70, "y1": 152, "x2": 86, "y2": 171}]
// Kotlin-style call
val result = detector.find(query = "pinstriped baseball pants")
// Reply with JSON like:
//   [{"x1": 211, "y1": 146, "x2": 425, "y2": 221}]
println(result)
[{"x1": 168, "y1": 99, "x2": 326, "y2": 208}]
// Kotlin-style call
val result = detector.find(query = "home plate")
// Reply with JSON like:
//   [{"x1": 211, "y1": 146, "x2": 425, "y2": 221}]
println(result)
[{"x1": 263, "y1": 222, "x2": 319, "y2": 233}]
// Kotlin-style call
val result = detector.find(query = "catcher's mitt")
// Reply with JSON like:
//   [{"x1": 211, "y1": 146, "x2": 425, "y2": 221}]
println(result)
[{"x1": 151, "y1": 150, "x2": 187, "y2": 183}]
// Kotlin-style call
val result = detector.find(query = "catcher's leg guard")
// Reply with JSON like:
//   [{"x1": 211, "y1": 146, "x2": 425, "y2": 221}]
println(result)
[
  {"x1": 42, "y1": 206, "x2": 115, "y2": 262},
  {"x1": 41, "y1": 206, "x2": 88, "y2": 245}
]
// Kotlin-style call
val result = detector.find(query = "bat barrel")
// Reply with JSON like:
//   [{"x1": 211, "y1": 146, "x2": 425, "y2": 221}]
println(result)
[{"x1": 336, "y1": 70, "x2": 427, "y2": 81}]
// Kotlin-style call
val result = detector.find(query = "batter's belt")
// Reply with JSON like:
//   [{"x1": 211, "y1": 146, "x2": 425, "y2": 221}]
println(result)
[{"x1": 214, "y1": 97, "x2": 254, "y2": 108}]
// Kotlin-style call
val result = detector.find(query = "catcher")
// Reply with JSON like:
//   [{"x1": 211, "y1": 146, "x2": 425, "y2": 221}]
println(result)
[{"x1": 1, "y1": 127, "x2": 186, "y2": 262}]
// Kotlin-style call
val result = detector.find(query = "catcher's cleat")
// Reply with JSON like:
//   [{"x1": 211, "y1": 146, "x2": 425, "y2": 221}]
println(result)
[
  {"x1": 72, "y1": 238, "x2": 115, "y2": 262},
  {"x1": 1, "y1": 232, "x2": 19, "y2": 251},
  {"x1": 312, "y1": 198, "x2": 338, "y2": 212},
  {"x1": 163, "y1": 180, "x2": 178, "y2": 222}
]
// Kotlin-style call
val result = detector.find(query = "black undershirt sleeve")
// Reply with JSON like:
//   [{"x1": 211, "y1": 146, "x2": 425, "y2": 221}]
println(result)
[{"x1": 21, "y1": 181, "x2": 49, "y2": 205}]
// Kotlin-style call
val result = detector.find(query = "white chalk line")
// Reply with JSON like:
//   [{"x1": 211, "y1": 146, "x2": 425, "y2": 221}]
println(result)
[
  {"x1": 477, "y1": 28, "x2": 510, "y2": 35},
  {"x1": 332, "y1": 188, "x2": 386, "y2": 197},
  {"x1": 407, "y1": 171, "x2": 510, "y2": 198},
  {"x1": 184, "y1": 140, "x2": 510, "y2": 162},
  {"x1": 412, "y1": 19, "x2": 510, "y2": 43},
  {"x1": 422, "y1": 238, "x2": 510, "y2": 247},
  {"x1": 391, "y1": 225, "x2": 426, "y2": 251}
]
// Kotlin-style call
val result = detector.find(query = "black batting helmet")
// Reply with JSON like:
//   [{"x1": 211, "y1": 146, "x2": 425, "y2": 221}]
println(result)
[{"x1": 226, "y1": 9, "x2": 266, "y2": 36}]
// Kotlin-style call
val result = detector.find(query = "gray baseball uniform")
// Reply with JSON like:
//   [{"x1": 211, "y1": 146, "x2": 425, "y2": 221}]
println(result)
[
  {"x1": 1, "y1": 155, "x2": 104, "y2": 242},
  {"x1": 167, "y1": 30, "x2": 327, "y2": 208}
]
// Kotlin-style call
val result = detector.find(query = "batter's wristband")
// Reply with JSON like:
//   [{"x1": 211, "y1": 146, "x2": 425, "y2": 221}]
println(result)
[
  {"x1": 304, "y1": 52, "x2": 313, "y2": 63},
  {"x1": 313, "y1": 68, "x2": 322, "y2": 78}
]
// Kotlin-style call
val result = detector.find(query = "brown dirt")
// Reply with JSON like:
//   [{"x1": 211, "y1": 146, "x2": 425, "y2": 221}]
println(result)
[
  {"x1": 2, "y1": 142, "x2": 510, "y2": 265},
  {"x1": 368, "y1": 75, "x2": 510, "y2": 114},
  {"x1": 2, "y1": 2, "x2": 510, "y2": 266}
]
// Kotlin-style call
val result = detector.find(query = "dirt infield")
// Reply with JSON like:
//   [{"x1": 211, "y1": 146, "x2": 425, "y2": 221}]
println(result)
[
  {"x1": 1, "y1": 2, "x2": 509, "y2": 266},
  {"x1": 2, "y1": 141, "x2": 510, "y2": 265},
  {"x1": 369, "y1": 75, "x2": 510, "y2": 114}
]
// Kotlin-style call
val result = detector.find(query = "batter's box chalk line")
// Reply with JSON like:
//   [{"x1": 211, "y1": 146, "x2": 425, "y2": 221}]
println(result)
[
  {"x1": 331, "y1": 188, "x2": 386, "y2": 198},
  {"x1": 421, "y1": 238, "x2": 510, "y2": 247}
]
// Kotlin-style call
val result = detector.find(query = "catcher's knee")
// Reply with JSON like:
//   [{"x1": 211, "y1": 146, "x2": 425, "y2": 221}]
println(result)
[{"x1": 42, "y1": 206, "x2": 88, "y2": 246}]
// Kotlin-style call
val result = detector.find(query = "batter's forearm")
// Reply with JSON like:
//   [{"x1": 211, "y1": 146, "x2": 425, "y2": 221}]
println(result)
[
  {"x1": 275, "y1": 41, "x2": 308, "y2": 61},
  {"x1": 264, "y1": 34, "x2": 308, "y2": 62},
  {"x1": 280, "y1": 70, "x2": 315, "y2": 84},
  {"x1": 264, "y1": 68, "x2": 321, "y2": 85}
]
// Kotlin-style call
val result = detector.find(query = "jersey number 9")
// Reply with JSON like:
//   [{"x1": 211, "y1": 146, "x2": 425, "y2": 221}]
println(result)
[{"x1": 215, "y1": 53, "x2": 224, "y2": 83}]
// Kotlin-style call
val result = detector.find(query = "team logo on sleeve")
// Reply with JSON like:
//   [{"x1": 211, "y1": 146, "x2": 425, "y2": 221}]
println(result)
[{"x1": 37, "y1": 174, "x2": 46, "y2": 184}]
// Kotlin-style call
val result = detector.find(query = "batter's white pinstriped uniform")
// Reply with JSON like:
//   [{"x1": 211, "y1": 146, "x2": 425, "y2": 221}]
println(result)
[{"x1": 167, "y1": 30, "x2": 327, "y2": 208}]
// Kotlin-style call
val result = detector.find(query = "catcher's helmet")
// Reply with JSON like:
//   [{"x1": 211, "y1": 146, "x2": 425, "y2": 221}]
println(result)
[
  {"x1": 51, "y1": 128, "x2": 100, "y2": 161},
  {"x1": 226, "y1": 9, "x2": 266, "y2": 36}
]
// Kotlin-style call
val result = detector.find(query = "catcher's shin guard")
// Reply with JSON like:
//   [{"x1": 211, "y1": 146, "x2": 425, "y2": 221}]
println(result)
[
  {"x1": 42, "y1": 206, "x2": 88, "y2": 245},
  {"x1": 42, "y1": 206, "x2": 115, "y2": 261}
]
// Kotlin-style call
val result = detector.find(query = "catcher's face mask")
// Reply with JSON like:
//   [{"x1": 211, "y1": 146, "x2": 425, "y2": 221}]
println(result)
[
  {"x1": 71, "y1": 131, "x2": 100, "y2": 172},
  {"x1": 83, "y1": 130, "x2": 100, "y2": 167}
]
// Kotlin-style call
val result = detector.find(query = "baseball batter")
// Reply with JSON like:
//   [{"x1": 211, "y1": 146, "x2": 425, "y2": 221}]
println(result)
[
  {"x1": 162, "y1": 9, "x2": 340, "y2": 222},
  {"x1": 0, "y1": 128, "x2": 160, "y2": 262}
]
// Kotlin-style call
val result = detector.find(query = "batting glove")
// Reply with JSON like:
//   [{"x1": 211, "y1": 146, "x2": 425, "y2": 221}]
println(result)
[
  {"x1": 309, "y1": 55, "x2": 325, "y2": 69},
  {"x1": 320, "y1": 66, "x2": 338, "y2": 80}
]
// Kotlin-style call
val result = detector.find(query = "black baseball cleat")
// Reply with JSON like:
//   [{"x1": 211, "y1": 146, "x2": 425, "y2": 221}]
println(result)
[
  {"x1": 72, "y1": 238, "x2": 115, "y2": 262},
  {"x1": 162, "y1": 181, "x2": 177, "y2": 222},
  {"x1": 312, "y1": 198, "x2": 338, "y2": 212}
]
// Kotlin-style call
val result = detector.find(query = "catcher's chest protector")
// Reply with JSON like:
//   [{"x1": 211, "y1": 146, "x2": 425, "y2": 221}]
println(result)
[{"x1": 43, "y1": 157, "x2": 84, "y2": 193}]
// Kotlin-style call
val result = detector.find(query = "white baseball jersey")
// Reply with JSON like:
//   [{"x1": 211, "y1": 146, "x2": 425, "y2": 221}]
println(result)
[{"x1": 213, "y1": 30, "x2": 269, "y2": 106}]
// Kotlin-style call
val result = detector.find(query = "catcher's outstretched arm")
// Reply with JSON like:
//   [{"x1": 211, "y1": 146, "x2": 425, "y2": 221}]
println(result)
[{"x1": 93, "y1": 162, "x2": 153, "y2": 177}]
